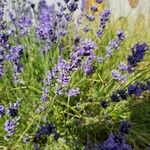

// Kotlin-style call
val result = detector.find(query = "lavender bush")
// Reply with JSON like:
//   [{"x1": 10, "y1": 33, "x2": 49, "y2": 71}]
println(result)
[{"x1": 0, "y1": 0, "x2": 150, "y2": 150}]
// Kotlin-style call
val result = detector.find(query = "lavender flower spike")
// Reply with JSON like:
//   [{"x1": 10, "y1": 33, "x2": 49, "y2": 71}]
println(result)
[
  {"x1": 4, "y1": 119, "x2": 17, "y2": 138},
  {"x1": 0, "y1": 105, "x2": 5, "y2": 117},
  {"x1": 67, "y1": 88, "x2": 80, "y2": 97},
  {"x1": 112, "y1": 70, "x2": 127, "y2": 82},
  {"x1": 97, "y1": 9, "x2": 111, "y2": 36}
]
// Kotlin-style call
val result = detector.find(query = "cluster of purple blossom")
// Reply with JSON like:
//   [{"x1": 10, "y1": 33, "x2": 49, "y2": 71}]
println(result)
[
  {"x1": 8, "y1": 5, "x2": 32, "y2": 36},
  {"x1": 41, "y1": 38, "x2": 99, "y2": 101},
  {"x1": 112, "y1": 69, "x2": 127, "y2": 83},
  {"x1": 6, "y1": 45, "x2": 24, "y2": 83},
  {"x1": 35, "y1": 0, "x2": 80, "y2": 53},
  {"x1": 106, "y1": 29, "x2": 125, "y2": 57},
  {"x1": 127, "y1": 43, "x2": 149, "y2": 72},
  {"x1": 100, "y1": 80, "x2": 150, "y2": 109},
  {"x1": 97, "y1": 9, "x2": 111, "y2": 37},
  {"x1": 33, "y1": 122, "x2": 59, "y2": 150},
  {"x1": 85, "y1": 121, "x2": 132, "y2": 150},
  {"x1": 0, "y1": 13, "x2": 8, "y2": 77},
  {"x1": 0, "y1": 101, "x2": 20, "y2": 139},
  {"x1": 111, "y1": 80, "x2": 150, "y2": 102},
  {"x1": 112, "y1": 43, "x2": 149, "y2": 82},
  {"x1": 0, "y1": 6, "x2": 25, "y2": 83}
]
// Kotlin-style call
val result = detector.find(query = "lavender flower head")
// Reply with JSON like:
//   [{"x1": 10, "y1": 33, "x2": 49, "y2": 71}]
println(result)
[
  {"x1": 57, "y1": 72, "x2": 69, "y2": 86},
  {"x1": 0, "y1": 104, "x2": 5, "y2": 117},
  {"x1": 106, "y1": 30, "x2": 125, "y2": 57},
  {"x1": 86, "y1": 14, "x2": 95, "y2": 22},
  {"x1": 41, "y1": 88, "x2": 49, "y2": 102},
  {"x1": 91, "y1": 5, "x2": 98, "y2": 12},
  {"x1": 112, "y1": 70, "x2": 127, "y2": 82},
  {"x1": 36, "y1": 3, "x2": 56, "y2": 41},
  {"x1": 0, "y1": 7, "x2": 4, "y2": 21},
  {"x1": 119, "y1": 121, "x2": 131, "y2": 135},
  {"x1": 7, "y1": 101, "x2": 20, "y2": 118},
  {"x1": 4, "y1": 119, "x2": 18, "y2": 138},
  {"x1": 18, "y1": 15, "x2": 32, "y2": 35},
  {"x1": 82, "y1": 58, "x2": 96, "y2": 75},
  {"x1": 81, "y1": 39, "x2": 97, "y2": 56},
  {"x1": 118, "y1": 62, "x2": 128, "y2": 71},
  {"x1": 100, "y1": 100, "x2": 108, "y2": 109},
  {"x1": 67, "y1": 88, "x2": 80, "y2": 97},
  {"x1": 128, "y1": 82, "x2": 147, "y2": 97},
  {"x1": 101, "y1": 133, "x2": 132, "y2": 150},
  {"x1": 117, "y1": 29, "x2": 125, "y2": 41},
  {"x1": 67, "y1": 0, "x2": 78, "y2": 12},
  {"x1": 33, "y1": 122, "x2": 59, "y2": 147},
  {"x1": 0, "y1": 47, "x2": 5, "y2": 77},
  {"x1": 97, "y1": 9, "x2": 111, "y2": 36},
  {"x1": 127, "y1": 43, "x2": 149, "y2": 71}
]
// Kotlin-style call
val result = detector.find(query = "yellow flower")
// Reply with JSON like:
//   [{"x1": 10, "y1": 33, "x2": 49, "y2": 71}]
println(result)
[{"x1": 128, "y1": 0, "x2": 139, "y2": 8}]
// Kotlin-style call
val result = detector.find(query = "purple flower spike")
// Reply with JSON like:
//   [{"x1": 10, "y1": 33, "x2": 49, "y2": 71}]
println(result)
[
  {"x1": 118, "y1": 62, "x2": 128, "y2": 71},
  {"x1": 106, "y1": 30, "x2": 125, "y2": 57},
  {"x1": 97, "y1": 9, "x2": 111, "y2": 36},
  {"x1": 127, "y1": 43, "x2": 149, "y2": 71},
  {"x1": 112, "y1": 70, "x2": 127, "y2": 82},
  {"x1": 91, "y1": 5, "x2": 98, "y2": 12},
  {"x1": 101, "y1": 133, "x2": 132, "y2": 150},
  {"x1": 4, "y1": 119, "x2": 17, "y2": 138},
  {"x1": 18, "y1": 15, "x2": 32, "y2": 35},
  {"x1": 0, "y1": 105, "x2": 5, "y2": 117},
  {"x1": 67, "y1": 88, "x2": 80, "y2": 97},
  {"x1": 8, "y1": 101, "x2": 20, "y2": 118},
  {"x1": 119, "y1": 121, "x2": 131, "y2": 135},
  {"x1": 86, "y1": 14, "x2": 95, "y2": 22},
  {"x1": 0, "y1": 7, "x2": 4, "y2": 21},
  {"x1": 67, "y1": 1, "x2": 78, "y2": 12}
]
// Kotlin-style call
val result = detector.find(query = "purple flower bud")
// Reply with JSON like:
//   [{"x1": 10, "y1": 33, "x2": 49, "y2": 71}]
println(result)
[
  {"x1": 83, "y1": 26, "x2": 89, "y2": 32},
  {"x1": 112, "y1": 70, "x2": 127, "y2": 82},
  {"x1": 91, "y1": 5, "x2": 98, "y2": 12},
  {"x1": 67, "y1": 1, "x2": 78, "y2": 12},
  {"x1": 8, "y1": 101, "x2": 20, "y2": 118},
  {"x1": 0, "y1": 7, "x2": 4, "y2": 21},
  {"x1": 97, "y1": 9, "x2": 111, "y2": 36},
  {"x1": 127, "y1": 43, "x2": 149, "y2": 71},
  {"x1": 86, "y1": 14, "x2": 95, "y2": 22},
  {"x1": 119, "y1": 121, "x2": 131, "y2": 134},
  {"x1": 100, "y1": 100, "x2": 108, "y2": 109},
  {"x1": 118, "y1": 62, "x2": 128, "y2": 71}
]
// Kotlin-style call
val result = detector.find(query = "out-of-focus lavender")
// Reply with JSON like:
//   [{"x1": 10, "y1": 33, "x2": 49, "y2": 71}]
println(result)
[
  {"x1": 85, "y1": 121, "x2": 132, "y2": 150},
  {"x1": 67, "y1": 88, "x2": 80, "y2": 97},
  {"x1": 0, "y1": 104, "x2": 5, "y2": 117},
  {"x1": 106, "y1": 30, "x2": 125, "y2": 57},
  {"x1": 112, "y1": 70, "x2": 127, "y2": 82},
  {"x1": 6, "y1": 46, "x2": 24, "y2": 83}
]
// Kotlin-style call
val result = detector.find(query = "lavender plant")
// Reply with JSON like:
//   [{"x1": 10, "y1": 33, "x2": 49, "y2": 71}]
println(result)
[{"x1": 0, "y1": 0, "x2": 150, "y2": 150}]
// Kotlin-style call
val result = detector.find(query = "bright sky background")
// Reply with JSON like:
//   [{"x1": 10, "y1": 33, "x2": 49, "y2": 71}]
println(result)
[{"x1": 3, "y1": 0, "x2": 150, "y2": 27}]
